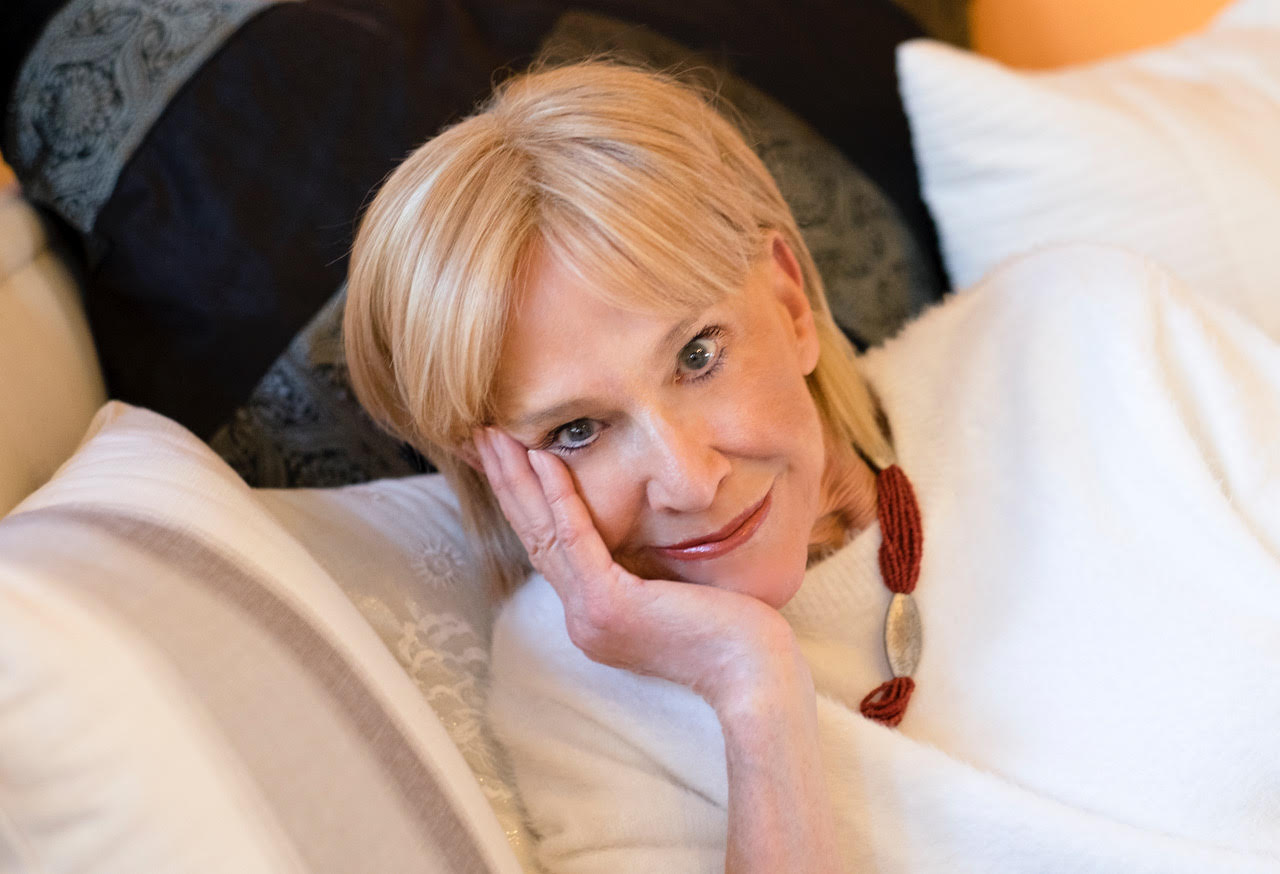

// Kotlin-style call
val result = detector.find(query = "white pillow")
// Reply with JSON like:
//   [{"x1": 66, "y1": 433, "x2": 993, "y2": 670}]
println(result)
[
  {"x1": 897, "y1": 0, "x2": 1280, "y2": 339},
  {"x1": 0, "y1": 402, "x2": 523, "y2": 874}
]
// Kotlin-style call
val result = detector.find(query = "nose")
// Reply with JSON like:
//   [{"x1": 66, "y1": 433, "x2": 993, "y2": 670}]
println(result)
[{"x1": 638, "y1": 407, "x2": 731, "y2": 514}]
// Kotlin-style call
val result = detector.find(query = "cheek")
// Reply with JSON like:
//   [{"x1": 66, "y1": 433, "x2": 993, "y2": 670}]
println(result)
[
  {"x1": 786, "y1": 397, "x2": 828, "y2": 522},
  {"x1": 736, "y1": 349, "x2": 826, "y2": 462},
  {"x1": 575, "y1": 466, "x2": 671, "y2": 581},
  {"x1": 563, "y1": 458, "x2": 642, "y2": 554},
  {"x1": 742, "y1": 364, "x2": 827, "y2": 526}
]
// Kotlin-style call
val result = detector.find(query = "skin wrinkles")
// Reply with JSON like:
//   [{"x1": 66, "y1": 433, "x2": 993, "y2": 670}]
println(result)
[{"x1": 490, "y1": 233, "x2": 876, "y2": 609}]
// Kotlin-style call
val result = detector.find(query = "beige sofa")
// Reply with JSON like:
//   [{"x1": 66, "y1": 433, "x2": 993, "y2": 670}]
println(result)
[{"x1": 0, "y1": 182, "x2": 105, "y2": 517}]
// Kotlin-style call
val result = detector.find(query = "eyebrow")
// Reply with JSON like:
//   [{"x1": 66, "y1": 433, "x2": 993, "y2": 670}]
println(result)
[{"x1": 510, "y1": 314, "x2": 699, "y2": 432}]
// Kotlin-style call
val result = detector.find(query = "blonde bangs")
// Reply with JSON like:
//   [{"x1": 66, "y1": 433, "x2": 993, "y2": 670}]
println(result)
[
  {"x1": 532, "y1": 177, "x2": 762, "y2": 318},
  {"x1": 504, "y1": 65, "x2": 769, "y2": 316},
  {"x1": 355, "y1": 124, "x2": 542, "y2": 455}
]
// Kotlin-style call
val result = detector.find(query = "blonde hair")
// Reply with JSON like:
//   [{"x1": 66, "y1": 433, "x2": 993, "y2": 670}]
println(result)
[{"x1": 345, "y1": 60, "x2": 894, "y2": 596}]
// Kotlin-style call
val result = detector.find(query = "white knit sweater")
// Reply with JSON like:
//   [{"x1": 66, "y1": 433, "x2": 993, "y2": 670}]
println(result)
[{"x1": 487, "y1": 245, "x2": 1280, "y2": 873}]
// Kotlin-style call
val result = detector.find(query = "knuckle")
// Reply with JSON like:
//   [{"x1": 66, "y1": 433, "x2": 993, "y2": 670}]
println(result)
[
  {"x1": 523, "y1": 524, "x2": 556, "y2": 566},
  {"x1": 556, "y1": 523, "x2": 585, "y2": 553}
]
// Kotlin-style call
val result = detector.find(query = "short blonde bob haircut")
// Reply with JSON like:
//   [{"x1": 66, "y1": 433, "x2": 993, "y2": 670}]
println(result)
[{"x1": 345, "y1": 60, "x2": 894, "y2": 597}]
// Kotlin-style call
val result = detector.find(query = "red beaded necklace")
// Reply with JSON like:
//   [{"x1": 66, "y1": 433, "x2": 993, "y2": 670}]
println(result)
[{"x1": 858, "y1": 464, "x2": 924, "y2": 728}]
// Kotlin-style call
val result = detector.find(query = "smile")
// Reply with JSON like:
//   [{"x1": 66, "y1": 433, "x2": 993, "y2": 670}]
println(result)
[{"x1": 652, "y1": 488, "x2": 773, "y2": 562}]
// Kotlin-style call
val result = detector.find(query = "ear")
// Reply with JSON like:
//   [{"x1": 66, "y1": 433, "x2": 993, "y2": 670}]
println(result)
[{"x1": 767, "y1": 233, "x2": 821, "y2": 376}]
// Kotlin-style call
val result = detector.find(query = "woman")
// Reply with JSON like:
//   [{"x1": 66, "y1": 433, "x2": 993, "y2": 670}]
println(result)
[{"x1": 344, "y1": 62, "x2": 1280, "y2": 872}]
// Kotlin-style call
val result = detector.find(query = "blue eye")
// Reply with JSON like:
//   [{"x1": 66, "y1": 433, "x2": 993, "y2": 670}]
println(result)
[
  {"x1": 676, "y1": 326, "x2": 726, "y2": 380},
  {"x1": 549, "y1": 418, "x2": 601, "y2": 452}
]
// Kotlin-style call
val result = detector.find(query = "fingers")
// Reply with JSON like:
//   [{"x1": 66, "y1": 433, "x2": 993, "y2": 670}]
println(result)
[
  {"x1": 474, "y1": 428, "x2": 613, "y2": 589},
  {"x1": 526, "y1": 448, "x2": 616, "y2": 581},
  {"x1": 474, "y1": 428, "x2": 555, "y2": 556}
]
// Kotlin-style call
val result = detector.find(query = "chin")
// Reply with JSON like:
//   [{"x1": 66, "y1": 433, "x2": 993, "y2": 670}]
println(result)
[
  {"x1": 689, "y1": 543, "x2": 809, "y2": 609},
  {"x1": 742, "y1": 555, "x2": 808, "y2": 609}
]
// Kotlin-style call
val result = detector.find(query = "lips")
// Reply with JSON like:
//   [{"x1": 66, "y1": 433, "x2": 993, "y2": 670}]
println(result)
[{"x1": 652, "y1": 488, "x2": 773, "y2": 562}]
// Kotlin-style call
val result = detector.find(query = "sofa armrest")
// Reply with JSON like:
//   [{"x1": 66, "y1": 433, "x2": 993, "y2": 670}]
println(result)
[{"x1": 0, "y1": 189, "x2": 106, "y2": 516}]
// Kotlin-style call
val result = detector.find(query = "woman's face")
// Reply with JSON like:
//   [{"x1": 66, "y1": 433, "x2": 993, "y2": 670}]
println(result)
[{"x1": 491, "y1": 235, "x2": 827, "y2": 608}]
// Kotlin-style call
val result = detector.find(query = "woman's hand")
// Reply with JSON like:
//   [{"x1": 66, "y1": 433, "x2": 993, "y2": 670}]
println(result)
[
  {"x1": 474, "y1": 426, "x2": 798, "y2": 709},
  {"x1": 477, "y1": 426, "x2": 844, "y2": 872}
]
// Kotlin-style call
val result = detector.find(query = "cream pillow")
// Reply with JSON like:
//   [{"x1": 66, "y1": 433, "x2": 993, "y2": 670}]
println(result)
[
  {"x1": 897, "y1": 0, "x2": 1280, "y2": 339},
  {"x1": 0, "y1": 402, "x2": 522, "y2": 874}
]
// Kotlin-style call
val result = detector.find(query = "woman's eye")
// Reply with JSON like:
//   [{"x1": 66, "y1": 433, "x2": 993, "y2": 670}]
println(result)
[
  {"x1": 676, "y1": 329, "x2": 723, "y2": 378},
  {"x1": 549, "y1": 418, "x2": 601, "y2": 452}
]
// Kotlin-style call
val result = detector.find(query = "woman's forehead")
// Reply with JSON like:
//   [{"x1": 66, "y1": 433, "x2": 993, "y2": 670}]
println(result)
[
  {"x1": 505, "y1": 256, "x2": 711, "y2": 369},
  {"x1": 521, "y1": 230, "x2": 751, "y2": 320},
  {"x1": 494, "y1": 283, "x2": 728, "y2": 425}
]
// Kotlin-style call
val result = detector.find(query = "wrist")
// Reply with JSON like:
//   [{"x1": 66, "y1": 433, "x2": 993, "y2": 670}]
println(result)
[
  {"x1": 711, "y1": 620, "x2": 841, "y2": 874},
  {"x1": 703, "y1": 615, "x2": 814, "y2": 725}
]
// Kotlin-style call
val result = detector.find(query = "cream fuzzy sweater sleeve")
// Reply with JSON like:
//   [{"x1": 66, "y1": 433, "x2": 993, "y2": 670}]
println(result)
[{"x1": 487, "y1": 245, "x2": 1280, "y2": 873}]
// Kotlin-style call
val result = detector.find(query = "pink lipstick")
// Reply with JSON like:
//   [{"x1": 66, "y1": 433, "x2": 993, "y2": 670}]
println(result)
[{"x1": 652, "y1": 489, "x2": 773, "y2": 562}]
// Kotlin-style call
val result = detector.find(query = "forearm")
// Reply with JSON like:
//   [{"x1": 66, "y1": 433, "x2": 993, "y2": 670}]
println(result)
[{"x1": 713, "y1": 632, "x2": 844, "y2": 874}]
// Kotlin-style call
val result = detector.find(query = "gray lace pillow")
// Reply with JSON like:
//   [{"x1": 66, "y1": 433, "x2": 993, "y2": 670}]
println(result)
[{"x1": 211, "y1": 11, "x2": 942, "y2": 488}]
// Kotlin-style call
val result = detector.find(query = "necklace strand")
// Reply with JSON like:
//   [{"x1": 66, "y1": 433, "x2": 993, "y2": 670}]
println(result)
[{"x1": 858, "y1": 464, "x2": 923, "y2": 728}]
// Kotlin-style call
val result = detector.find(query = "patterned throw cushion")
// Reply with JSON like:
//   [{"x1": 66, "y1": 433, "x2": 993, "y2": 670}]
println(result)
[
  {"x1": 5, "y1": 0, "x2": 286, "y2": 236},
  {"x1": 210, "y1": 10, "x2": 946, "y2": 489},
  {"x1": 0, "y1": 402, "x2": 526, "y2": 873},
  {"x1": 3, "y1": 0, "x2": 529, "y2": 437},
  {"x1": 209, "y1": 287, "x2": 425, "y2": 488}
]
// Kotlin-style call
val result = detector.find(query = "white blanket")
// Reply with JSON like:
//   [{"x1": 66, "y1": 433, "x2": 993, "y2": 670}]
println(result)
[{"x1": 488, "y1": 245, "x2": 1280, "y2": 873}]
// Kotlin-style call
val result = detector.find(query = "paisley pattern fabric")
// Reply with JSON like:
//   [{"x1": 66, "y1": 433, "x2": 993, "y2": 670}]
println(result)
[
  {"x1": 4, "y1": 0, "x2": 289, "y2": 234},
  {"x1": 209, "y1": 286, "x2": 427, "y2": 487}
]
